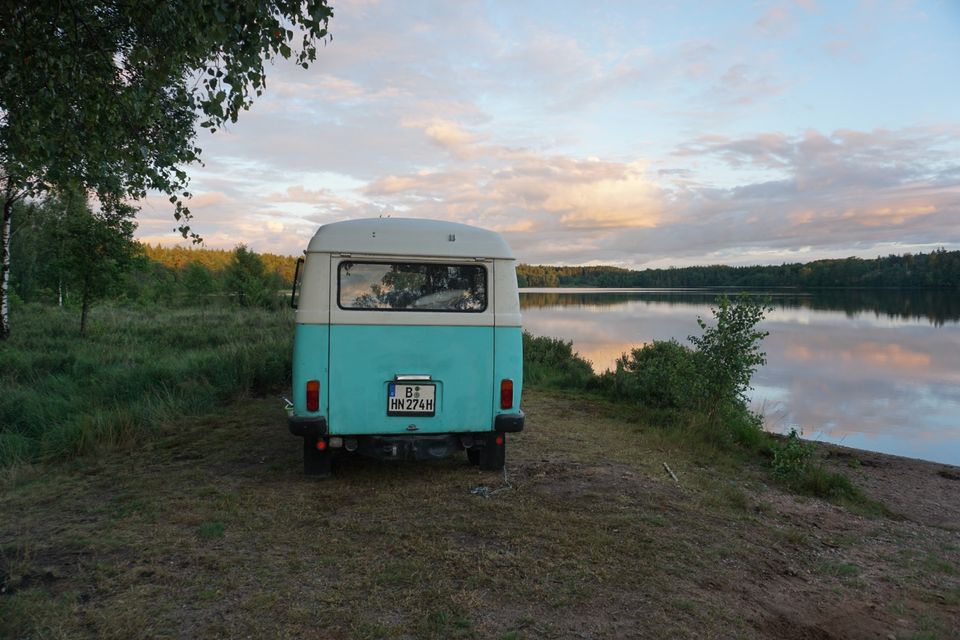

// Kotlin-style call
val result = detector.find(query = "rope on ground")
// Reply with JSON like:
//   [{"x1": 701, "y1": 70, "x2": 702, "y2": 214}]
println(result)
[{"x1": 470, "y1": 464, "x2": 513, "y2": 498}]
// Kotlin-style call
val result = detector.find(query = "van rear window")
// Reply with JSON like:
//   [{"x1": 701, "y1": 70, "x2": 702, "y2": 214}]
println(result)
[{"x1": 338, "y1": 262, "x2": 487, "y2": 312}]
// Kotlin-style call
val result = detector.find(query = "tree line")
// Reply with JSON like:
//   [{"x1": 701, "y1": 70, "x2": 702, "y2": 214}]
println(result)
[
  {"x1": 517, "y1": 250, "x2": 960, "y2": 289},
  {"x1": 9, "y1": 193, "x2": 293, "y2": 334},
  {"x1": 12, "y1": 191, "x2": 956, "y2": 336},
  {"x1": 143, "y1": 243, "x2": 298, "y2": 285}
]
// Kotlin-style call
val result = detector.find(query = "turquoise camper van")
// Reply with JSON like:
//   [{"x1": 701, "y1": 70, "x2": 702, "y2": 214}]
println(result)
[{"x1": 287, "y1": 218, "x2": 524, "y2": 476}]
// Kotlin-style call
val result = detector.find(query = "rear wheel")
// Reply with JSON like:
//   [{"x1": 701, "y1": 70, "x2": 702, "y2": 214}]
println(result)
[
  {"x1": 478, "y1": 433, "x2": 505, "y2": 471},
  {"x1": 303, "y1": 438, "x2": 333, "y2": 477}
]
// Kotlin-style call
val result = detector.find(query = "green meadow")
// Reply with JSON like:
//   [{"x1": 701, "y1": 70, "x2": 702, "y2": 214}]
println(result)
[{"x1": 0, "y1": 304, "x2": 292, "y2": 467}]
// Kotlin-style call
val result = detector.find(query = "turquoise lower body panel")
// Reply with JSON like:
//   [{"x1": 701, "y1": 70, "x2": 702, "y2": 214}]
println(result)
[
  {"x1": 328, "y1": 324, "x2": 494, "y2": 435},
  {"x1": 291, "y1": 323, "x2": 524, "y2": 436},
  {"x1": 494, "y1": 327, "x2": 523, "y2": 415},
  {"x1": 291, "y1": 323, "x2": 330, "y2": 416}
]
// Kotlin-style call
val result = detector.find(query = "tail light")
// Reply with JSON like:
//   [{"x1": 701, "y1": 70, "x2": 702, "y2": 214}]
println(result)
[
  {"x1": 306, "y1": 379, "x2": 320, "y2": 412},
  {"x1": 500, "y1": 379, "x2": 514, "y2": 410}
]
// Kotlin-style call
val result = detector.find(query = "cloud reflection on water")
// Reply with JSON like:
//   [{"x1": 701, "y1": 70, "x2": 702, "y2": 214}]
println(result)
[{"x1": 520, "y1": 289, "x2": 960, "y2": 465}]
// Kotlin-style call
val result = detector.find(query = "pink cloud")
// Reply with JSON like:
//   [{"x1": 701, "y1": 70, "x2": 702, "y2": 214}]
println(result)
[{"x1": 755, "y1": 5, "x2": 793, "y2": 36}]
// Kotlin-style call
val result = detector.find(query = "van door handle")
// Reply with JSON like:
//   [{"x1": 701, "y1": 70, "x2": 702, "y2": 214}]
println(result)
[{"x1": 395, "y1": 374, "x2": 432, "y2": 381}]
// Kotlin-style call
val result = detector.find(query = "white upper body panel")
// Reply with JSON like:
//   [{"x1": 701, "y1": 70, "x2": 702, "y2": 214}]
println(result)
[
  {"x1": 296, "y1": 219, "x2": 521, "y2": 327},
  {"x1": 306, "y1": 218, "x2": 515, "y2": 260}
]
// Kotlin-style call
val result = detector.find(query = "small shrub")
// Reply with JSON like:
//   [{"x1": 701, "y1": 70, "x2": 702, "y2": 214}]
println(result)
[
  {"x1": 7, "y1": 289, "x2": 25, "y2": 310},
  {"x1": 793, "y1": 466, "x2": 860, "y2": 501},
  {"x1": 772, "y1": 429, "x2": 815, "y2": 477},
  {"x1": 689, "y1": 294, "x2": 771, "y2": 414},
  {"x1": 719, "y1": 402, "x2": 768, "y2": 452}
]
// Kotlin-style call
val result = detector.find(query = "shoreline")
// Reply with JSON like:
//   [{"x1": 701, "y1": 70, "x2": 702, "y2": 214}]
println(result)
[{"x1": 816, "y1": 439, "x2": 960, "y2": 531}]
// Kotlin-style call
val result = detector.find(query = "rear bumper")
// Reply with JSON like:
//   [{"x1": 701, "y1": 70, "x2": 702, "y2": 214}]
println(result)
[
  {"x1": 495, "y1": 411, "x2": 524, "y2": 433},
  {"x1": 288, "y1": 415, "x2": 328, "y2": 439},
  {"x1": 288, "y1": 412, "x2": 522, "y2": 446},
  {"x1": 356, "y1": 434, "x2": 461, "y2": 461}
]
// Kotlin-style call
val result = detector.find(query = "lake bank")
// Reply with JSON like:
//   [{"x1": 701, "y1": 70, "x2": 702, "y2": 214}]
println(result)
[{"x1": 3, "y1": 389, "x2": 958, "y2": 639}]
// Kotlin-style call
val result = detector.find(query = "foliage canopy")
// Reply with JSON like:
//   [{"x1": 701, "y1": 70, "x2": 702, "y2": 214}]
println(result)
[
  {"x1": 1, "y1": 0, "x2": 332, "y2": 218},
  {"x1": 225, "y1": 245, "x2": 280, "y2": 308},
  {"x1": 0, "y1": 0, "x2": 332, "y2": 339}
]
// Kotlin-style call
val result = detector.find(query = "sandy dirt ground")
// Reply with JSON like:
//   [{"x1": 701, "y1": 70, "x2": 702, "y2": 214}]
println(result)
[{"x1": 2, "y1": 390, "x2": 959, "y2": 639}]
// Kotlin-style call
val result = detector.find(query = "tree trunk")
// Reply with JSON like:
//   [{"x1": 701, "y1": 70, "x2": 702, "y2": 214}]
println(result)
[
  {"x1": 80, "y1": 291, "x2": 89, "y2": 336},
  {"x1": 1, "y1": 195, "x2": 12, "y2": 341}
]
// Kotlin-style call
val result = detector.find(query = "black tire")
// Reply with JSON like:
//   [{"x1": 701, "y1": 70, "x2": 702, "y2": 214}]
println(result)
[
  {"x1": 478, "y1": 434, "x2": 505, "y2": 471},
  {"x1": 303, "y1": 438, "x2": 333, "y2": 477},
  {"x1": 467, "y1": 447, "x2": 480, "y2": 465}
]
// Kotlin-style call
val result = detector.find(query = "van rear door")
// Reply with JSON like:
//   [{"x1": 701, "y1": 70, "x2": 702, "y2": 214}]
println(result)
[{"x1": 327, "y1": 258, "x2": 495, "y2": 435}]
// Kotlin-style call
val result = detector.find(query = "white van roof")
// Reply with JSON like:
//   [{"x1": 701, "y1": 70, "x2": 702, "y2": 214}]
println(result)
[{"x1": 306, "y1": 218, "x2": 515, "y2": 259}]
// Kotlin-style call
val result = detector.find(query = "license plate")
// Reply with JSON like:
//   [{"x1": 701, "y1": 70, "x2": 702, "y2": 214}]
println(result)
[{"x1": 387, "y1": 383, "x2": 436, "y2": 416}]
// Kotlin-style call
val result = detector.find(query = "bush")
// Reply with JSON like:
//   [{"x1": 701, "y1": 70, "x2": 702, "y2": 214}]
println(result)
[
  {"x1": 601, "y1": 339, "x2": 702, "y2": 409},
  {"x1": 522, "y1": 332, "x2": 595, "y2": 390},
  {"x1": 772, "y1": 429, "x2": 815, "y2": 477},
  {"x1": 591, "y1": 295, "x2": 775, "y2": 459},
  {"x1": 604, "y1": 295, "x2": 770, "y2": 416}
]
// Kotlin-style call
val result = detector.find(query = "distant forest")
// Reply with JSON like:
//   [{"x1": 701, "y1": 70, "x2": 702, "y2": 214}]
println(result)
[
  {"x1": 144, "y1": 245, "x2": 960, "y2": 290},
  {"x1": 142, "y1": 244, "x2": 298, "y2": 283},
  {"x1": 517, "y1": 249, "x2": 960, "y2": 289}
]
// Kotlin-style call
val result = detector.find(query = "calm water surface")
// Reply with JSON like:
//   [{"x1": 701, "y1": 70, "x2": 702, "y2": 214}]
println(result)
[{"x1": 520, "y1": 289, "x2": 960, "y2": 466}]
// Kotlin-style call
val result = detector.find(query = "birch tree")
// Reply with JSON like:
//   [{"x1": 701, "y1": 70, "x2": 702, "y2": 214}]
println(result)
[{"x1": 0, "y1": 0, "x2": 333, "y2": 339}]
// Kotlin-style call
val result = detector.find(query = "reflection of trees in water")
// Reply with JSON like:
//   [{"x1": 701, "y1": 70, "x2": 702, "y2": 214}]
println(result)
[
  {"x1": 520, "y1": 289, "x2": 960, "y2": 326},
  {"x1": 344, "y1": 262, "x2": 486, "y2": 311}
]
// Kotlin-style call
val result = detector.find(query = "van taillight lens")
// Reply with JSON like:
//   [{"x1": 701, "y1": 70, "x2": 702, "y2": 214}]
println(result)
[
  {"x1": 500, "y1": 379, "x2": 513, "y2": 410},
  {"x1": 306, "y1": 380, "x2": 320, "y2": 412}
]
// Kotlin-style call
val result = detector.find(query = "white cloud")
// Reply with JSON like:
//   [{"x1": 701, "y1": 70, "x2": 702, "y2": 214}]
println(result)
[{"x1": 130, "y1": 1, "x2": 960, "y2": 268}]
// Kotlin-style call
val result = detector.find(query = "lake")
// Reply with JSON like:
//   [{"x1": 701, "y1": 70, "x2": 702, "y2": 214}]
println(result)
[{"x1": 520, "y1": 288, "x2": 960, "y2": 467}]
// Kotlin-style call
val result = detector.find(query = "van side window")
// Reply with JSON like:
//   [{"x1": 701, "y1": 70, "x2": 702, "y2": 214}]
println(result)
[{"x1": 338, "y1": 262, "x2": 487, "y2": 312}]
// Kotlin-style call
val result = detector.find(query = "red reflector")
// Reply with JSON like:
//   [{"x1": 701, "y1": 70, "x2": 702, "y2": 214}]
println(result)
[
  {"x1": 306, "y1": 379, "x2": 320, "y2": 412},
  {"x1": 495, "y1": 435, "x2": 504, "y2": 446},
  {"x1": 500, "y1": 379, "x2": 514, "y2": 410},
  {"x1": 315, "y1": 439, "x2": 326, "y2": 451}
]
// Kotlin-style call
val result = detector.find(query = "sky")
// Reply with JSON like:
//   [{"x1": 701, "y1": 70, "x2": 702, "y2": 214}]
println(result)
[{"x1": 135, "y1": 0, "x2": 960, "y2": 269}]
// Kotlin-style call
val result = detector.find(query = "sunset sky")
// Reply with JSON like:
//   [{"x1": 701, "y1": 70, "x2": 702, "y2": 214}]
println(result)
[{"x1": 136, "y1": 0, "x2": 960, "y2": 268}]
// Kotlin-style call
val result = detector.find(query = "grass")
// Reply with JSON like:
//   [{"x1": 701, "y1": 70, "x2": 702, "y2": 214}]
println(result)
[
  {"x1": 0, "y1": 303, "x2": 293, "y2": 466},
  {"x1": 2, "y1": 390, "x2": 958, "y2": 639},
  {"x1": 197, "y1": 521, "x2": 226, "y2": 539}
]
